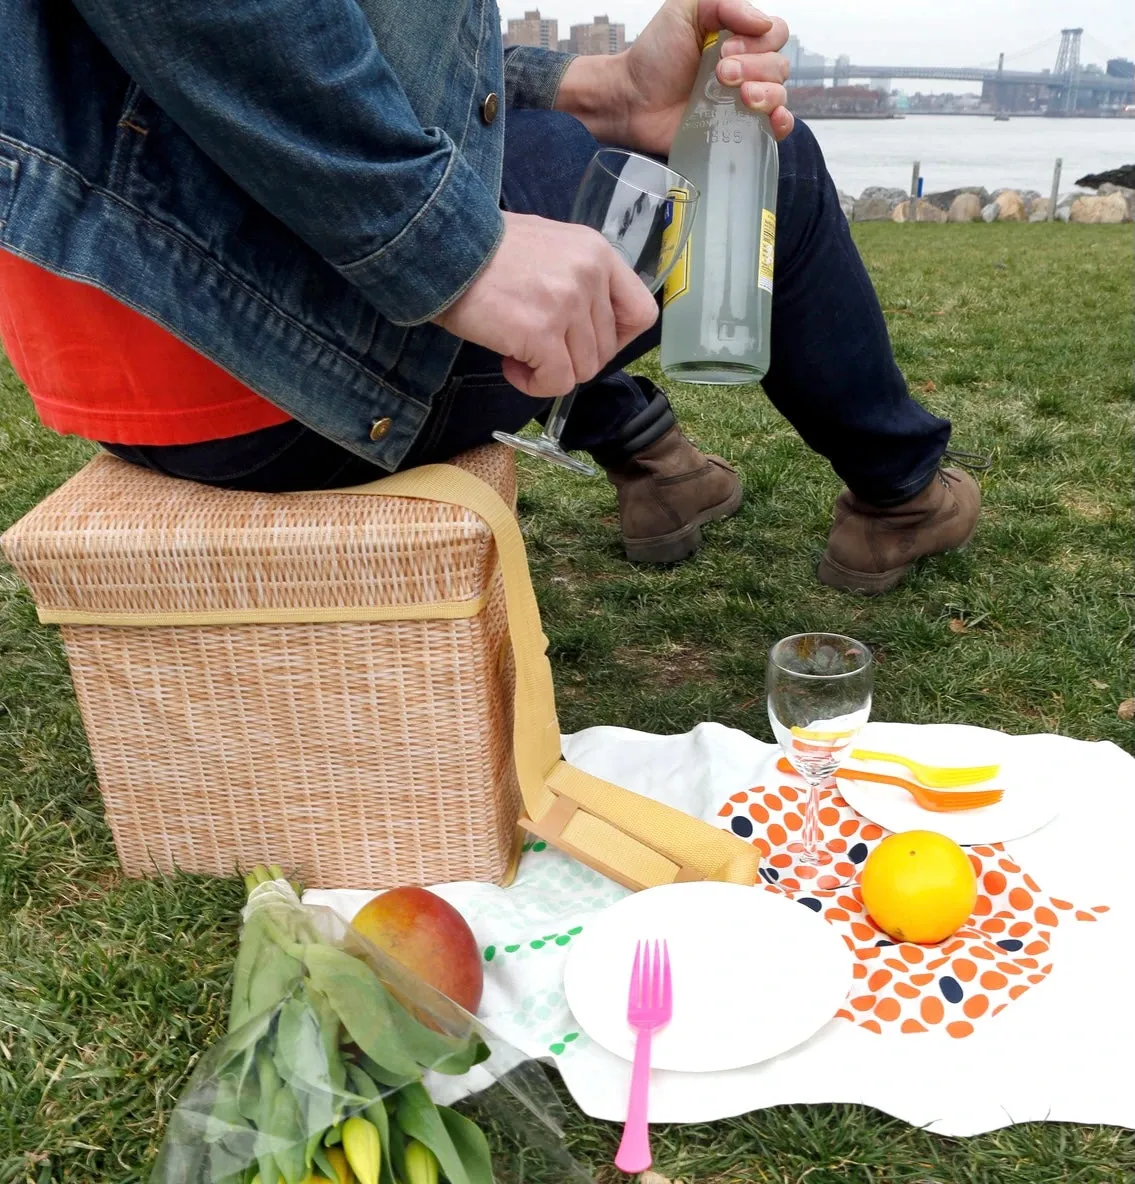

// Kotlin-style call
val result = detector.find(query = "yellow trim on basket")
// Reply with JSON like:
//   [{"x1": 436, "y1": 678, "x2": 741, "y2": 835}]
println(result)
[{"x1": 37, "y1": 590, "x2": 491, "y2": 628}]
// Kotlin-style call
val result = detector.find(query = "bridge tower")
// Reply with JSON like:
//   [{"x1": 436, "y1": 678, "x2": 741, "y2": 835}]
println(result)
[{"x1": 1054, "y1": 27, "x2": 1083, "y2": 111}]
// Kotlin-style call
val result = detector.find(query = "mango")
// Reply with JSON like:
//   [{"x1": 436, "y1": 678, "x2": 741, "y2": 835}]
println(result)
[{"x1": 351, "y1": 886, "x2": 483, "y2": 1014}]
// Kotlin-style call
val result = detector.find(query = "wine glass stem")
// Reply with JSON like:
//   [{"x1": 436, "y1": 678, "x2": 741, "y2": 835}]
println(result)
[
  {"x1": 801, "y1": 774, "x2": 824, "y2": 864},
  {"x1": 543, "y1": 386, "x2": 579, "y2": 444}
]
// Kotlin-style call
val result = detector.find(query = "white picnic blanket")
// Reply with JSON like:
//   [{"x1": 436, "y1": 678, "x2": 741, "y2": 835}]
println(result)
[{"x1": 306, "y1": 722, "x2": 1135, "y2": 1137}]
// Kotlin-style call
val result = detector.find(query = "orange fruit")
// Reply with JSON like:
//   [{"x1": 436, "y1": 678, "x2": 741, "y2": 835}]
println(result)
[{"x1": 860, "y1": 831, "x2": 977, "y2": 945}]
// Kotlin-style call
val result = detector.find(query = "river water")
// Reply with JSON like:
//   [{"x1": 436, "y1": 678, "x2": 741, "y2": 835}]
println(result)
[{"x1": 806, "y1": 115, "x2": 1134, "y2": 198}]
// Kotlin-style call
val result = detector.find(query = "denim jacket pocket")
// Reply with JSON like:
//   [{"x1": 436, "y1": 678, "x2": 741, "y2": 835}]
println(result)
[{"x1": 108, "y1": 81, "x2": 155, "y2": 192}]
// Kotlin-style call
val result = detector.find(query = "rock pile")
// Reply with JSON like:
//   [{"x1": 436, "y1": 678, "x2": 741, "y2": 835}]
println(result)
[
  {"x1": 1075, "y1": 164, "x2": 1135, "y2": 190},
  {"x1": 838, "y1": 183, "x2": 1133, "y2": 224}
]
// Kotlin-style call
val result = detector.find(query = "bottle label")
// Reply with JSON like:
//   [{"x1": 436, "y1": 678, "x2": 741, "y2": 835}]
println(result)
[
  {"x1": 660, "y1": 188, "x2": 691, "y2": 307},
  {"x1": 758, "y1": 208, "x2": 776, "y2": 294}
]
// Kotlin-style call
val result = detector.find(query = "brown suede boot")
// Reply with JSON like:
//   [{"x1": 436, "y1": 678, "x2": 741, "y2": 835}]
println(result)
[
  {"x1": 818, "y1": 467, "x2": 981, "y2": 594},
  {"x1": 594, "y1": 386, "x2": 742, "y2": 564}
]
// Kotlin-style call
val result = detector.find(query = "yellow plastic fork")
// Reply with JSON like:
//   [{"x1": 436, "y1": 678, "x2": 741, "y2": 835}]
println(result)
[{"x1": 849, "y1": 748, "x2": 1000, "y2": 788}]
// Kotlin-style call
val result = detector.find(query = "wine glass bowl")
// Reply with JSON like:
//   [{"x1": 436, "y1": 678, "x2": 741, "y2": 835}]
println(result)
[
  {"x1": 493, "y1": 149, "x2": 699, "y2": 474},
  {"x1": 767, "y1": 633, "x2": 874, "y2": 889}
]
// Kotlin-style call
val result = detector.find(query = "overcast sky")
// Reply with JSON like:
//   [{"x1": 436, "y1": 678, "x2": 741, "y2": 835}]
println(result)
[{"x1": 514, "y1": 1, "x2": 1133, "y2": 69}]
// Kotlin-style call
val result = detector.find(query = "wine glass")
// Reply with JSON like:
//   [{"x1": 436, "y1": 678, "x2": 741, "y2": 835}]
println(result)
[
  {"x1": 493, "y1": 148, "x2": 699, "y2": 475},
  {"x1": 767, "y1": 633, "x2": 874, "y2": 890}
]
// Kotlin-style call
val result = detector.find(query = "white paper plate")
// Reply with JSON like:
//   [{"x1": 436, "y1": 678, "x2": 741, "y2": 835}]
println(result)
[
  {"x1": 562, "y1": 881, "x2": 853, "y2": 1073},
  {"x1": 837, "y1": 722, "x2": 1061, "y2": 846}
]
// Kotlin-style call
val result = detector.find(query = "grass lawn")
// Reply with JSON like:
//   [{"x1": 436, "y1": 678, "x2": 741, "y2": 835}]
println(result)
[{"x1": 1, "y1": 222, "x2": 1132, "y2": 1184}]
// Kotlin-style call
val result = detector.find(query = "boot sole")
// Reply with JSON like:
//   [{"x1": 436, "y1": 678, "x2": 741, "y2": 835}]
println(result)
[
  {"x1": 623, "y1": 483, "x2": 744, "y2": 564},
  {"x1": 816, "y1": 553, "x2": 912, "y2": 595},
  {"x1": 817, "y1": 520, "x2": 979, "y2": 595}
]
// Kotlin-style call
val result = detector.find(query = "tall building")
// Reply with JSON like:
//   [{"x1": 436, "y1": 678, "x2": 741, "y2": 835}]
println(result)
[
  {"x1": 504, "y1": 9, "x2": 558, "y2": 50},
  {"x1": 784, "y1": 35, "x2": 826, "y2": 87},
  {"x1": 567, "y1": 14, "x2": 626, "y2": 55},
  {"x1": 784, "y1": 34, "x2": 801, "y2": 74}
]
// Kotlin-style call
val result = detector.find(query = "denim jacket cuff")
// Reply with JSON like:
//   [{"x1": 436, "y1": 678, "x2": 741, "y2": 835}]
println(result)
[
  {"x1": 336, "y1": 134, "x2": 504, "y2": 327},
  {"x1": 504, "y1": 46, "x2": 577, "y2": 109}
]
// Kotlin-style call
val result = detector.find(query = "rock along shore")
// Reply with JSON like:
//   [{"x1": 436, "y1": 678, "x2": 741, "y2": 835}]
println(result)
[{"x1": 840, "y1": 178, "x2": 1134, "y2": 225}]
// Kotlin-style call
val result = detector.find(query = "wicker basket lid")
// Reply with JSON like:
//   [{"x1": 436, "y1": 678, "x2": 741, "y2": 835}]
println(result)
[{"x1": 1, "y1": 447, "x2": 516, "y2": 618}]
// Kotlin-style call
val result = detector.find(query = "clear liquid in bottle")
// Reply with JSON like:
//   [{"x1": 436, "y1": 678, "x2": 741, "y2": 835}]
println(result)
[{"x1": 660, "y1": 31, "x2": 779, "y2": 385}]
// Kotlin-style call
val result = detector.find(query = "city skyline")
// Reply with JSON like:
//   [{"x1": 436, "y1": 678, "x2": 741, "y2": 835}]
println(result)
[
  {"x1": 503, "y1": 11, "x2": 626, "y2": 55},
  {"x1": 499, "y1": 2, "x2": 1132, "y2": 70}
]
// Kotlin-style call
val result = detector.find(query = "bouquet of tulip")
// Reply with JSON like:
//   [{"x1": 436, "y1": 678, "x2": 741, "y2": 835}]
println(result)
[{"x1": 150, "y1": 870, "x2": 587, "y2": 1184}]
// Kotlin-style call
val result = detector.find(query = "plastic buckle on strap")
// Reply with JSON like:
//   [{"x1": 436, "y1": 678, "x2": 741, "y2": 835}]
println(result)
[{"x1": 519, "y1": 796, "x2": 705, "y2": 892}]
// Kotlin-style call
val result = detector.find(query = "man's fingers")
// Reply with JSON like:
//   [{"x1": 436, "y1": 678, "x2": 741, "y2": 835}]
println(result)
[
  {"x1": 739, "y1": 81, "x2": 789, "y2": 117},
  {"x1": 507, "y1": 338, "x2": 576, "y2": 399},
  {"x1": 591, "y1": 285, "x2": 619, "y2": 374},
  {"x1": 708, "y1": 0, "x2": 772, "y2": 37},
  {"x1": 707, "y1": 0, "x2": 788, "y2": 47},
  {"x1": 501, "y1": 356, "x2": 538, "y2": 397},
  {"x1": 607, "y1": 261, "x2": 658, "y2": 351},
  {"x1": 718, "y1": 48, "x2": 790, "y2": 84},
  {"x1": 717, "y1": 18, "x2": 790, "y2": 58},
  {"x1": 768, "y1": 105, "x2": 795, "y2": 141},
  {"x1": 529, "y1": 340, "x2": 578, "y2": 397},
  {"x1": 564, "y1": 317, "x2": 601, "y2": 387}
]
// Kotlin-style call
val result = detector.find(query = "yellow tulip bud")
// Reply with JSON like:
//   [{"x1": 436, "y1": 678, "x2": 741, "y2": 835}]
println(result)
[
  {"x1": 404, "y1": 1140, "x2": 439, "y2": 1184},
  {"x1": 324, "y1": 1146, "x2": 355, "y2": 1184},
  {"x1": 341, "y1": 1115, "x2": 381, "y2": 1184}
]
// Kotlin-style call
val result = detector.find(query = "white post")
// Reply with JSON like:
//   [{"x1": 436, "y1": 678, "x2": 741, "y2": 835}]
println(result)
[
  {"x1": 909, "y1": 160, "x2": 921, "y2": 221},
  {"x1": 1048, "y1": 157, "x2": 1063, "y2": 221}
]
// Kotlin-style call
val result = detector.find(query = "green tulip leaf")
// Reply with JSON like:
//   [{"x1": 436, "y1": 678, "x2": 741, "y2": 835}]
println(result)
[
  {"x1": 303, "y1": 945, "x2": 421, "y2": 1079},
  {"x1": 437, "y1": 1105, "x2": 495, "y2": 1184},
  {"x1": 394, "y1": 1082, "x2": 471, "y2": 1184}
]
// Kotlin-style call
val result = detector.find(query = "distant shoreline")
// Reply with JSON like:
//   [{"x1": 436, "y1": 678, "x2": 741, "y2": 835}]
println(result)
[
  {"x1": 802, "y1": 111, "x2": 1133, "y2": 121},
  {"x1": 801, "y1": 112, "x2": 902, "y2": 121},
  {"x1": 804, "y1": 111, "x2": 1131, "y2": 120},
  {"x1": 901, "y1": 111, "x2": 1132, "y2": 119}
]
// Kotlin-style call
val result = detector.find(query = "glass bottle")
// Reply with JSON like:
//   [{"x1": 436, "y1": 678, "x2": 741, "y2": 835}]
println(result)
[{"x1": 660, "y1": 31, "x2": 779, "y2": 385}]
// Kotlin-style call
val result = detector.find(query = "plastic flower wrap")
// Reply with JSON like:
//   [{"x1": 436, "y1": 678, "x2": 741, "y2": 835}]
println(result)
[{"x1": 151, "y1": 878, "x2": 592, "y2": 1184}]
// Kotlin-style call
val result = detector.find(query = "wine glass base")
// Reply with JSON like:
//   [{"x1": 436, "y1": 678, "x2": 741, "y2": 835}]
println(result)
[
  {"x1": 491, "y1": 431, "x2": 597, "y2": 476},
  {"x1": 785, "y1": 843, "x2": 855, "y2": 891}
]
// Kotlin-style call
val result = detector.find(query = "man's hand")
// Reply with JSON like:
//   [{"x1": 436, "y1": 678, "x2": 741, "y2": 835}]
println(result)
[
  {"x1": 434, "y1": 212, "x2": 658, "y2": 398},
  {"x1": 557, "y1": 0, "x2": 794, "y2": 157}
]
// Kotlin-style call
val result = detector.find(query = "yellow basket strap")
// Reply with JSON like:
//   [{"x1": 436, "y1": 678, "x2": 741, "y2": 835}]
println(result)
[{"x1": 334, "y1": 464, "x2": 759, "y2": 892}]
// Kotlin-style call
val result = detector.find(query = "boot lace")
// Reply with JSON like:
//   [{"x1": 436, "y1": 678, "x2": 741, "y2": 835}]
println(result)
[{"x1": 942, "y1": 448, "x2": 993, "y2": 473}]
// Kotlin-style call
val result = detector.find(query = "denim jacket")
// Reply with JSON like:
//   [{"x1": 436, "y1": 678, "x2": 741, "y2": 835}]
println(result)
[{"x1": 0, "y1": 0, "x2": 574, "y2": 467}]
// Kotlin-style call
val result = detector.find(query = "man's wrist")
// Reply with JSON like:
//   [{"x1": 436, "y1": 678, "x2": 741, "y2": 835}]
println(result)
[{"x1": 554, "y1": 52, "x2": 634, "y2": 147}]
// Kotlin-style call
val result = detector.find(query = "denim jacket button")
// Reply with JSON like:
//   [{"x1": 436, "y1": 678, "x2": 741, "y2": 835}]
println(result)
[
  {"x1": 480, "y1": 93, "x2": 500, "y2": 125},
  {"x1": 369, "y1": 416, "x2": 393, "y2": 442}
]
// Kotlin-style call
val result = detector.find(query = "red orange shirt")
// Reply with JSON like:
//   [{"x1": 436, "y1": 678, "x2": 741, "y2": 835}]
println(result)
[{"x1": 0, "y1": 249, "x2": 292, "y2": 445}]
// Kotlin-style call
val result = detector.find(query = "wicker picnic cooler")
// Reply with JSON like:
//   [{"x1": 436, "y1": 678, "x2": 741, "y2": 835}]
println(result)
[{"x1": 0, "y1": 446, "x2": 522, "y2": 888}]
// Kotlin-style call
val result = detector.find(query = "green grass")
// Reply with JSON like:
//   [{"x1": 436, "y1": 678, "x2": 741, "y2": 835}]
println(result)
[{"x1": 1, "y1": 223, "x2": 1132, "y2": 1183}]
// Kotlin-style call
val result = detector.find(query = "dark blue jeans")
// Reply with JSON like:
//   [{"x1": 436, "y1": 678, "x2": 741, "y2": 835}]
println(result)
[{"x1": 105, "y1": 112, "x2": 950, "y2": 506}]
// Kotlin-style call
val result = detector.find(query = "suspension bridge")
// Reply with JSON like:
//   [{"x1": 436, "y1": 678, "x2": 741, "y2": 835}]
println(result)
[{"x1": 790, "y1": 29, "x2": 1134, "y2": 112}]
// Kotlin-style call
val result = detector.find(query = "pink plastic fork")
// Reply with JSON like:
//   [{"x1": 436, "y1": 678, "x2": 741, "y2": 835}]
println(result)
[{"x1": 614, "y1": 940, "x2": 672, "y2": 1175}]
